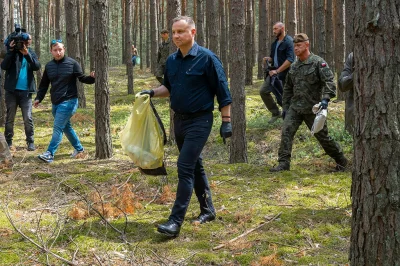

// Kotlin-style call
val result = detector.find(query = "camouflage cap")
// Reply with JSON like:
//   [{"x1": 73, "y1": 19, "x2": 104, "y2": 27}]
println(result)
[{"x1": 293, "y1": 33, "x2": 309, "y2": 43}]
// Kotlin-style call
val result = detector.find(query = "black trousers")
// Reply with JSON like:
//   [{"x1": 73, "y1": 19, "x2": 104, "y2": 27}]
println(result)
[{"x1": 168, "y1": 112, "x2": 215, "y2": 225}]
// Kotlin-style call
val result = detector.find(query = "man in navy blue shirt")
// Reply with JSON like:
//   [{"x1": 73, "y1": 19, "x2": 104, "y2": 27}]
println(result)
[
  {"x1": 260, "y1": 22, "x2": 294, "y2": 123},
  {"x1": 141, "y1": 15, "x2": 232, "y2": 237}
]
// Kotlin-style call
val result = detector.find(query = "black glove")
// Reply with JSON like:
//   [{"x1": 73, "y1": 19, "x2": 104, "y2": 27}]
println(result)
[
  {"x1": 320, "y1": 98, "x2": 329, "y2": 109},
  {"x1": 220, "y1": 121, "x2": 232, "y2": 144},
  {"x1": 282, "y1": 110, "x2": 286, "y2": 120},
  {"x1": 140, "y1": 89, "x2": 154, "y2": 97}
]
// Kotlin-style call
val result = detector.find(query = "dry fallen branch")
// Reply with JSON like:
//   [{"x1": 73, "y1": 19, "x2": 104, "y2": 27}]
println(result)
[
  {"x1": 3, "y1": 204, "x2": 77, "y2": 265},
  {"x1": 212, "y1": 212, "x2": 282, "y2": 251}
]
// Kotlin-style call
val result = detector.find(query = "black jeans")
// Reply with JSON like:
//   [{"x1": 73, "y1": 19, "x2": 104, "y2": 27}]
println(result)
[
  {"x1": 4, "y1": 90, "x2": 34, "y2": 144},
  {"x1": 169, "y1": 112, "x2": 215, "y2": 225}
]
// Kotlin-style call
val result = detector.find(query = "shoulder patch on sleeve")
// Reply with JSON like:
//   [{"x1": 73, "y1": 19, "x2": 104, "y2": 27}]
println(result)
[{"x1": 321, "y1": 62, "x2": 327, "y2": 67}]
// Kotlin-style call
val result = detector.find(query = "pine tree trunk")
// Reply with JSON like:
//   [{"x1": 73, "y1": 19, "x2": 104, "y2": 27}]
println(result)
[
  {"x1": 206, "y1": 0, "x2": 219, "y2": 55},
  {"x1": 167, "y1": 0, "x2": 181, "y2": 143},
  {"x1": 314, "y1": 0, "x2": 326, "y2": 57},
  {"x1": 34, "y1": 0, "x2": 42, "y2": 88},
  {"x1": 350, "y1": 1, "x2": 400, "y2": 265},
  {"x1": 286, "y1": 0, "x2": 296, "y2": 37},
  {"x1": 0, "y1": 0, "x2": 10, "y2": 126},
  {"x1": 65, "y1": 0, "x2": 86, "y2": 108},
  {"x1": 245, "y1": 0, "x2": 253, "y2": 85},
  {"x1": 229, "y1": 0, "x2": 247, "y2": 163},
  {"x1": 334, "y1": 0, "x2": 346, "y2": 101},
  {"x1": 196, "y1": 0, "x2": 205, "y2": 46},
  {"x1": 92, "y1": 0, "x2": 112, "y2": 159},
  {"x1": 55, "y1": 0, "x2": 62, "y2": 38},
  {"x1": 219, "y1": 0, "x2": 228, "y2": 76},
  {"x1": 125, "y1": 0, "x2": 134, "y2": 94},
  {"x1": 257, "y1": 0, "x2": 267, "y2": 80},
  {"x1": 150, "y1": 0, "x2": 158, "y2": 74},
  {"x1": 345, "y1": 0, "x2": 354, "y2": 55},
  {"x1": 146, "y1": 0, "x2": 150, "y2": 68},
  {"x1": 325, "y1": 0, "x2": 334, "y2": 72}
]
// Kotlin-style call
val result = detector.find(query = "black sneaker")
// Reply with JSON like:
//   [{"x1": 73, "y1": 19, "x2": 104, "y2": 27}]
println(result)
[
  {"x1": 269, "y1": 163, "x2": 290, "y2": 172},
  {"x1": 38, "y1": 151, "x2": 54, "y2": 163},
  {"x1": 27, "y1": 142, "x2": 35, "y2": 151}
]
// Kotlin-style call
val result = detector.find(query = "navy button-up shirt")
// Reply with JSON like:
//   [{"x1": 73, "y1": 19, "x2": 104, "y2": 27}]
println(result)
[{"x1": 163, "y1": 42, "x2": 232, "y2": 114}]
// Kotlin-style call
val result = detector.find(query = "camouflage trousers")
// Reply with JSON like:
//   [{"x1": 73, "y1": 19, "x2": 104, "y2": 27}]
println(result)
[
  {"x1": 0, "y1": 133, "x2": 12, "y2": 164},
  {"x1": 278, "y1": 108, "x2": 344, "y2": 166}
]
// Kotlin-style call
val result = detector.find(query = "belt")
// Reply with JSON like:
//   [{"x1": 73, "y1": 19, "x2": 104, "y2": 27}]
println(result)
[{"x1": 174, "y1": 111, "x2": 211, "y2": 120}]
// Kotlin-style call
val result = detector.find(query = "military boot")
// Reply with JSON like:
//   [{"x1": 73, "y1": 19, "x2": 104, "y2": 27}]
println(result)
[
  {"x1": 334, "y1": 156, "x2": 348, "y2": 172},
  {"x1": 268, "y1": 112, "x2": 282, "y2": 124}
]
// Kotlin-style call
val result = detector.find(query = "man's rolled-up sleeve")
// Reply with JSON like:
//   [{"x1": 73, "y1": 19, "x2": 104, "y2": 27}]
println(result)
[{"x1": 207, "y1": 55, "x2": 232, "y2": 110}]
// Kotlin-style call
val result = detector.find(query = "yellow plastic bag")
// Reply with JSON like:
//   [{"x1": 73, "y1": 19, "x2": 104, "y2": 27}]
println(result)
[{"x1": 120, "y1": 93, "x2": 164, "y2": 169}]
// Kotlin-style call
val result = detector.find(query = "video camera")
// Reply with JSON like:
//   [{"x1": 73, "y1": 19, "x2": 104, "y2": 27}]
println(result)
[{"x1": 4, "y1": 24, "x2": 30, "y2": 51}]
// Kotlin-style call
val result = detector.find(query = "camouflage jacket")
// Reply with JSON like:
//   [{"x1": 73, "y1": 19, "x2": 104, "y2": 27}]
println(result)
[
  {"x1": 283, "y1": 53, "x2": 336, "y2": 114},
  {"x1": 157, "y1": 39, "x2": 170, "y2": 66}
]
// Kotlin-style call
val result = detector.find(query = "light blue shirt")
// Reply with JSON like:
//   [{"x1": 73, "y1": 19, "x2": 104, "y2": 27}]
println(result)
[
  {"x1": 274, "y1": 41, "x2": 282, "y2": 68},
  {"x1": 16, "y1": 57, "x2": 28, "y2": 91}
]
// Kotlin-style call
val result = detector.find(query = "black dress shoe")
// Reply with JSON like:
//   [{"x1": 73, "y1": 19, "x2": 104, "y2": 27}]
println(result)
[
  {"x1": 157, "y1": 220, "x2": 180, "y2": 237},
  {"x1": 193, "y1": 213, "x2": 216, "y2": 224}
]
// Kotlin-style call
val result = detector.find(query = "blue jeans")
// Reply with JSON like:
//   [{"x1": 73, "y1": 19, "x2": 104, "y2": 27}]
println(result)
[
  {"x1": 47, "y1": 98, "x2": 83, "y2": 155},
  {"x1": 4, "y1": 90, "x2": 34, "y2": 144},
  {"x1": 169, "y1": 112, "x2": 215, "y2": 225}
]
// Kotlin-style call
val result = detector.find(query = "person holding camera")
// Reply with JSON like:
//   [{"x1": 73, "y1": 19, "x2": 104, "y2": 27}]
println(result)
[
  {"x1": 260, "y1": 22, "x2": 294, "y2": 124},
  {"x1": 141, "y1": 16, "x2": 232, "y2": 237},
  {"x1": 34, "y1": 40, "x2": 95, "y2": 163},
  {"x1": 154, "y1": 29, "x2": 170, "y2": 84},
  {"x1": 1, "y1": 33, "x2": 40, "y2": 151}
]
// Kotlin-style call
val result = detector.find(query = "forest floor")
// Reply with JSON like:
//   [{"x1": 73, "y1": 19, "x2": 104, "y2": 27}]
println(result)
[{"x1": 0, "y1": 66, "x2": 353, "y2": 265}]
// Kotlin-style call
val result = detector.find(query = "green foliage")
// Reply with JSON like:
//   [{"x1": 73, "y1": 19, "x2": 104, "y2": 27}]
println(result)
[{"x1": 0, "y1": 68, "x2": 353, "y2": 265}]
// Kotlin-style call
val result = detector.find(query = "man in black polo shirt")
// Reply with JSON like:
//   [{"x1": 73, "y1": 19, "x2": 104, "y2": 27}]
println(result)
[
  {"x1": 260, "y1": 22, "x2": 295, "y2": 123},
  {"x1": 141, "y1": 15, "x2": 232, "y2": 237}
]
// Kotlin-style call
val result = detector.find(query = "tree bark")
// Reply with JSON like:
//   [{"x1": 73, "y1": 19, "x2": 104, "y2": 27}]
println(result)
[
  {"x1": 65, "y1": 0, "x2": 86, "y2": 108},
  {"x1": 286, "y1": 0, "x2": 296, "y2": 37},
  {"x1": 257, "y1": 0, "x2": 267, "y2": 80},
  {"x1": 0, "y1": 0, "x2": 10, "y2": 125},
  {"x1": 314, "y1": 0, "x2": 326, "y2": 57},
  {"x1": 206, "y1": 0, "x2": 219, "y2": 55},
  {"x1": 245, "y1": 0, "x2": 253, "y2": 85},
  {"x1": 167, "y1": 0, "x2": 181, "y2": 143},
  {"x1": 219, "y1": 0, "x2": 228, "y2": 76},
  {"x1": 196, "y1": 0, "x2": 205, "y2": 46},
  {"x1": 34, "y1": 0, "x2": 42, "y2": 88},
  {"x1": 334, "y1": 0, "x2": 346, "y2": 100},
  {"x1": 55, "y1": 0, "x2": 62, "y2": 38},
  {"x1": 350, "y1": 1, "x2": 400, "y2": 265},
  {"x1": 325, "y1": 0, "x2": 334, "y2": 71},
  {"x1": 92, "y1": 0, "x2": 112, "y2": 159},
  {"x1": 125, "y1": 0, "x2": 134, "y2": 94},
  {"x1": 150, "y1": 0, "x2": 158, "y2": 73},
  {"x1": 229, "y1": 0, "x2": 247, "y2": 163}
]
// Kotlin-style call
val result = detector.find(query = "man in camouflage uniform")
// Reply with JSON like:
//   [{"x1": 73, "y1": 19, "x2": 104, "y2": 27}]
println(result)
[
  {"x1": 155, "y1": 29, "x2": 170, "y2": 84},
  {"x1": 270, "y1": 33, "x2": 348, "y2": 172}
]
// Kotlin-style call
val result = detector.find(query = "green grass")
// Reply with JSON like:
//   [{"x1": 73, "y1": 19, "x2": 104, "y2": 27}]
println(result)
[{"x1": 0, "y1": 66, "x2": 352, "y2": 265}]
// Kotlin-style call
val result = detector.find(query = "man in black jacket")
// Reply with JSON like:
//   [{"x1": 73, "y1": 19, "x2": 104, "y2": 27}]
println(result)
[
  {"x1": 259, "y1": 22, "x2": 295, "y2": 123},
  {"x1": 34, "y1": 40, "x2": 95, "y2": 163},
  {"x1": 1, "y1": 34, "x2": 41, "y2": 150}
]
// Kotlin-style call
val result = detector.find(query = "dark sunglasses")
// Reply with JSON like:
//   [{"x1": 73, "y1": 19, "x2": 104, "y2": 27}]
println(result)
[{"x1": 51, "y1": 39, "x2": 63, "y2": 44}]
